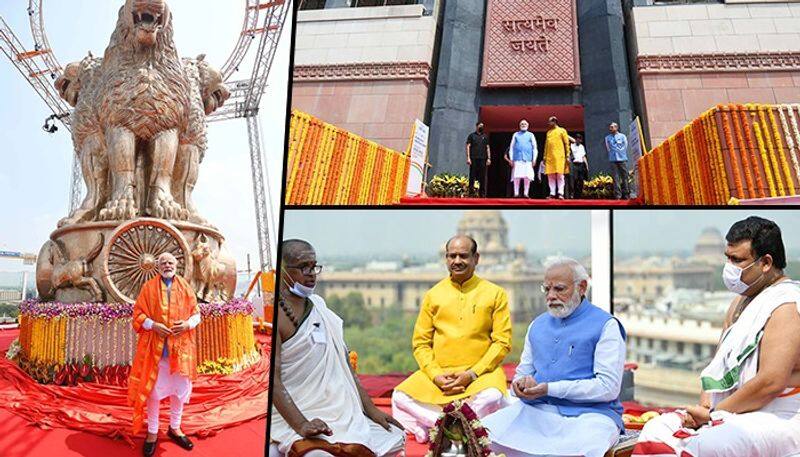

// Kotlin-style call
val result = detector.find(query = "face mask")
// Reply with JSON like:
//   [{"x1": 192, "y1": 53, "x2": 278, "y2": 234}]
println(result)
[
  {"x1": 477, "y1": 126, "x2": 484, "y2": 133},
  {"x1": 281, "y1": 269, "x2": 316, "y2": 298},
  {"x1": 722, "y1": 258, "x2": 762, "y2": 295}
]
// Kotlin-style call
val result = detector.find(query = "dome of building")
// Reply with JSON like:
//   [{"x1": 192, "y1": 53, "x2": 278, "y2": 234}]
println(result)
[{"x1": 693, "y1": 227, "x2": 725, "y2": 262}]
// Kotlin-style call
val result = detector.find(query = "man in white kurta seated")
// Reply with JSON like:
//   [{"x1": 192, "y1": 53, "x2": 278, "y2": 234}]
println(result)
[
  {"x1": 482, "y1": 256, "x2": 627, "y2": 457},
  {"x1": 633, "y1": 217, "x2": 800, "y2": 457},
  {"x1": 270, "y1": 239, "x2": 405, "y2": 457}
]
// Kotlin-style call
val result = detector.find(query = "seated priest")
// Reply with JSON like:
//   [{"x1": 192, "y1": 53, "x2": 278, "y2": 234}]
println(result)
[
  {"x1": 392, "y1": 235, "x2": 512, "y2": 443},
  {"x1": 482, "y1": 256, "x2": 627, "y2": 457},
  {"x1": 270, "y1": 239, "x2": 405, "y2": 457},
  {"x1": 634, "y1": 217, "x2": 800, "y2": 457}
]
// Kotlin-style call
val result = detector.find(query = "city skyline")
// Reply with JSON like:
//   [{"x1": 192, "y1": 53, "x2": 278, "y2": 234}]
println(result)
[{"x1": 282, "y1": 210, "x2": 593, "y2": 261}]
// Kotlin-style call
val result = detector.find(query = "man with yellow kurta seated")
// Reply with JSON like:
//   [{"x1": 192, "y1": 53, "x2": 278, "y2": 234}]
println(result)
[
  {"x1": 392, "y1": 235, "x2": 512, "y2": 443},
  {"x1": 544, "y1": 116, "x2": 571, "y2": 199},
  {"x1": 128, "y1": 253, "x2": 201, "y2": 457}
]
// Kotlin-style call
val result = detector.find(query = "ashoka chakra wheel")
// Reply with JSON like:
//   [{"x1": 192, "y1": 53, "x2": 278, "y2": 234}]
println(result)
[{"x1": 101, "y1": 218, "x2": 193, "y2": 303}]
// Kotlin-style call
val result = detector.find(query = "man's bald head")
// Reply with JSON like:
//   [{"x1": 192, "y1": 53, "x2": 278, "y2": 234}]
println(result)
[
  {"x1": 445, "y1": 235, "x2": 478, "y2": 255},
  {"x1": 282, "y1": 239, "x2": 315, "y2": 264}
]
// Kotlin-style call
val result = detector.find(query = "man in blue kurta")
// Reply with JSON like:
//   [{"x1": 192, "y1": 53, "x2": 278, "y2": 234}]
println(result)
[
  {"x1": 504, "y1": 119, "x2": 538, "y2": 198},
  {"x1": 482, "y1": 257, "x2": 627, "y2": 457},
  {"x1": 605, "y1": 122, "x2": 630, "y2": 200}
]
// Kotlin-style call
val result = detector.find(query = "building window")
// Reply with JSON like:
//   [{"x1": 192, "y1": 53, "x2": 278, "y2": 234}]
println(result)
[
  {"x1": 298, "y1": 0, "x2": 326, "y2": 10},
  {"x1": 661, "y1": 340, "x2": 668, "y2": 351},
  {"x1": 677, "y1": 342, "x2": 684, "y2": 354},
  {"x1": 694, "y1": 343, "x2": 702, "y2": 357},
  {"x1": 380, "y1": 297, "x2": 385, "y2": 306},
  {"x1": 648, "y1": 338, "x2": 654, "y2": 349},
  {"x1": 352, "y1": 0, "x2": 421, "y2": 6}
]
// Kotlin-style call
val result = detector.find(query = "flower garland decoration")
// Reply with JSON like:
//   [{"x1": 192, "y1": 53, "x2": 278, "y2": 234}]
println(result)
[
  {"x1": 752, "y1": 120, "x2": 777, "y2": 199},
  {"x1": 782, "y1": 105, "x2": 800, "y2": 190},
  {"x1": 737, "y1": 106, "x2": 767, "y2": 198},
  {"x1": 745, "y1": 105, "x2": 776, "y2": 197},
  {"x1": 719, "y1": 107, "x2": 744, "y2": 199},
  {"x1": 767, "y1": 105, "x2": 795, "y2": 195},
  {"x1": 707, "y1": 113, "x2": 730, "y2": 203},
  {"x1": 727, "y1": 105, "x2": 755, "y2": 198},
  {"x1": 757, "y1": 105, "x2": 785, "y2": 196},
  {"x1": 425, "y1": 400, "x2": 499, "y2": 457}
]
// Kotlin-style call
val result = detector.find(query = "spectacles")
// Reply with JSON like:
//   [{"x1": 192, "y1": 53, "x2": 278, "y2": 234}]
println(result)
[
  {"x1": 540, "y1": 280, "x2": 579, "y2": 295},
  {"x1": 286, "y1": 264, "x2": 323, "y2": 275}
]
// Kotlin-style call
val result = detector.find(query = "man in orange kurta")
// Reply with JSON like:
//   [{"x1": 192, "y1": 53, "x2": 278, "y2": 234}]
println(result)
[{"x1": 128, "y1": 253, "x2": 201, "y2": 456}]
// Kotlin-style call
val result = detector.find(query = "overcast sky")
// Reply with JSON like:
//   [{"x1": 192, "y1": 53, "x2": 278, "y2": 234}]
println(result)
[
  {"x1": 282, "y1": 210, "x2": 593, "y2": 260},
  {"x1": 0, "y1": 1, "x2": 290, "y2": 278},
  {"x1": 614, "y1": 210, "x2": 800, "y2": 256}
]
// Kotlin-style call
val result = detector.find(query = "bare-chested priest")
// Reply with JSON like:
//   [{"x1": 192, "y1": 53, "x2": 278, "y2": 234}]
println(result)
[{"x1": 269, "y1": 239, "x2": 405, "y2": 457}]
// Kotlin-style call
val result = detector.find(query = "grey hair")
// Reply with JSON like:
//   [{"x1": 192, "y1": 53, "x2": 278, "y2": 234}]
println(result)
[
  {"x1": 543, "y1": 256, "x2": 591, "y2": 291},
  {"x1": 157, "y1": 252, "x2": 177, "y2": 264}
]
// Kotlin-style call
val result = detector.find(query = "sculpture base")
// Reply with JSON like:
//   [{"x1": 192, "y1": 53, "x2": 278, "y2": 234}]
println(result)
[
  {"x1": 13, "y1": 299, "x2": 258, "y2": 385},
  {"x1": 36, "y1": 218, "x2": 236, "y2": 304}
]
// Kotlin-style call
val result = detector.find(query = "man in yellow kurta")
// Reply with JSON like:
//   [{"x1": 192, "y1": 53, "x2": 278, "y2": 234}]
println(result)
[
  {"x1": 544, "y1": 116, "x2": 571, "y2": 199},
  {"x1": 392, "y1": 235, "x2": 511, "y2": 443},
  {"x1": 128, "y1": 253, "x2": 201, "y2": 457}
]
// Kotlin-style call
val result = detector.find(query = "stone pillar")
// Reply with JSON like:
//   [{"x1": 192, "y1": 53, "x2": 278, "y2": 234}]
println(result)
[
  {"x1": 577, "y1": 0, "x2": 635, "y2": 174},
  {"x1": 427, "y1": 0, "x2": 486, "y2": 175},
  {"x1": 429, "y1": 0, "x2": 635, "y2": 176}
]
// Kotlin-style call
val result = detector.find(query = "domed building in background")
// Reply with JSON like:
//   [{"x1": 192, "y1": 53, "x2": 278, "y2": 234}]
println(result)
[
  {"x1": 692, "y1": 227, "x2": 725, "y2": 265},
  {"x1": 455, "y1": 211, "x2": 525, "y2": 267}
]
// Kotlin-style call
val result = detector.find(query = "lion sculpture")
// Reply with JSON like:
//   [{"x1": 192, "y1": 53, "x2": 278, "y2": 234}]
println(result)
[{"x1": 54, "y1": 0, "x2": 230, "y2": 226}]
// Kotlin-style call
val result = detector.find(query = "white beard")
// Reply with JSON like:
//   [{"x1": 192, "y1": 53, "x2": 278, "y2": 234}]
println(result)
[
  {"x1": 160, "y1": 271, "x2": 176, "y2": 279},
  {"x1": 547, "y1": 290, "x2": 582, "y2": 319}
]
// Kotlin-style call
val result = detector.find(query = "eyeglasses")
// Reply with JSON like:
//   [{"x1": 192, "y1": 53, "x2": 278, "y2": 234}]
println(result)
[
  {"x1": 540, "y1": 280, "x2": 579, "y2": 295},
  {"x1": 286, "y1": 264, "x2": 323, "y2": 275}
]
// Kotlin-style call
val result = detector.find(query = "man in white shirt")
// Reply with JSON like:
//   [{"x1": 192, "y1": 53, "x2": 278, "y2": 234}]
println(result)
[{"x1": 570, "y1": 133, "x2": 589, "y2": 198}]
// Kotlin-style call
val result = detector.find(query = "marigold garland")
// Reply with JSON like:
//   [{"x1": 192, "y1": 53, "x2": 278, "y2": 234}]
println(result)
[
  {"x1": 637, "y1": 103, "x2": 800, "y2": 204},
  {"x1": 767, "y1": 105, "x2": 795, "y2": 195},
  {"x1": 757, "y1": 105, "x2": 785, "y2": 196}
]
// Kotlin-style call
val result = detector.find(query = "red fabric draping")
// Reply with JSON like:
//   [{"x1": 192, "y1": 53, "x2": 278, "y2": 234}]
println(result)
[
  {"x1": 398, "y1": 197, "x2": 640, "y2": 206},
  {"x1": 0, "y1": 334, "x2": 271, "y2": 445}
]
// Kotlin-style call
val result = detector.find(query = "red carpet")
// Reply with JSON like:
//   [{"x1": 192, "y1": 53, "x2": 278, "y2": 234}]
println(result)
[
  {"x1": 399, "y1": 197, "x2": 641, "y2": 206},
  {"x1": 0, "y1": 328, "x2": 271, "y2": 456}
]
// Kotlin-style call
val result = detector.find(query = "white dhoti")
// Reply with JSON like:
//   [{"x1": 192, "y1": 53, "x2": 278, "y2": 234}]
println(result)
[
  {"x1": 633, "y1": 405, "x2": 800, "y2": 457},
  {"x1": 635, "y1": 280, "x2": 800, "y2": 457},
  {"x1": 482, "y1": 399, "x2": 619, "y2": 457},
  {"x1": 271, "y1": 295, "x2": 405, "y2": 456},
  {"x1": 391, "y1": 388, "x2": 505, "y2": 443}
]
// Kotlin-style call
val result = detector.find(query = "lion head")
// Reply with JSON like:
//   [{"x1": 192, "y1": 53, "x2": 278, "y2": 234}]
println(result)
[
  {"x1": 55, "y1": 56, "x2": 101, "y2": 107},
  {"x1": 122, "y1": 0, "x2": 171, "y2": 47},
  {"x1": 55, "y1": 62, "x2": 83, "y2": 107},
  {"x1": 196, "y1": 57, "x2": 230, "y2": 115}
]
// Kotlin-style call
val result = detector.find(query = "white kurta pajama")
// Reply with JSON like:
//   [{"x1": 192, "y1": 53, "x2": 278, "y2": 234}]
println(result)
[
  {"x1": 142, "y1": 311, "x2": 201, "y2": 434},
  {"x1": 270, "y1": 295, "x2": 404, "y2": 457},
  {"x1": 634, "y1": 280, "x2": 800, "y2": 457},
  {"x1": 482, "y1": 320, "x2": 626, "y2": 457}
]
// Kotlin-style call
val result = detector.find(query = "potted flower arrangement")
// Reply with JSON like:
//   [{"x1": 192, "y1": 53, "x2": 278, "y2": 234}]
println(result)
[{"x1": 427, "y1": 174, "x2": 469, "y2": 198}]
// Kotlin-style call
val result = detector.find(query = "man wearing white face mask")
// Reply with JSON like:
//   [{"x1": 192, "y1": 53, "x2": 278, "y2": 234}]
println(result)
[
  {"x1": 482, "y1": 257, "x2": 627, "y2": 457},
  {"x1": 635, "y1": 216, "x2": 800, "y2": 457},
  {"x1": 269, "y1": 239, "x2": 405, "y2": 457}
]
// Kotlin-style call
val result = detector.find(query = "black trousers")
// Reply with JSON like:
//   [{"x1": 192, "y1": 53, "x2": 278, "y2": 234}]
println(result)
[
  {"x1": 572, "y1": 162, "x2": 588, "y2": 198},
  {"x1": 469, "y1": 159, "x2": 488, "y2": 197}
]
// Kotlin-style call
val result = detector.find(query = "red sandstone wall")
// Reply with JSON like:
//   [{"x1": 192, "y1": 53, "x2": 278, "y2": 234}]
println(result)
[
  {"x1": 291, "y1": 80, "x2": 429, "y2": 152},
  {"x1": 641, "y1": 71, "x2": 800, "y2": 147}
]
